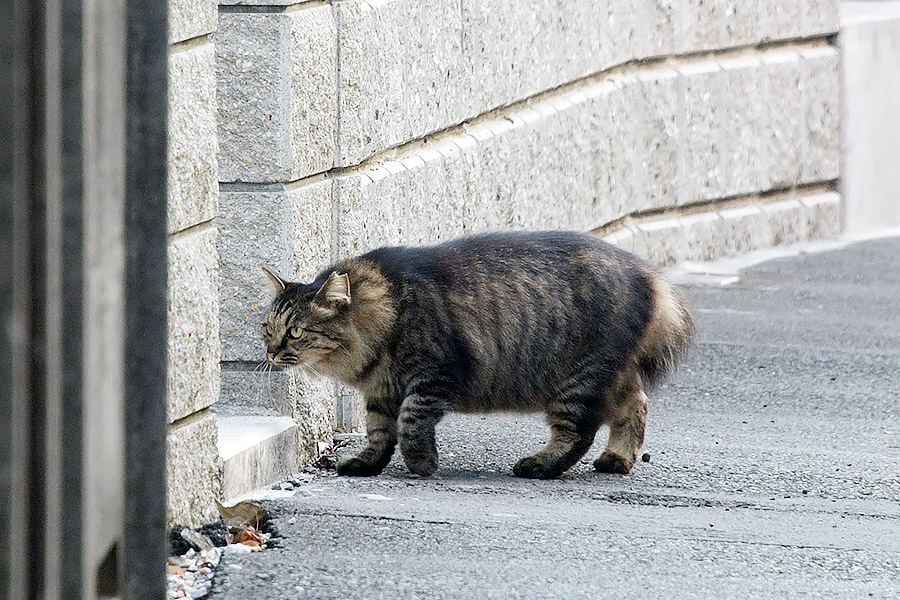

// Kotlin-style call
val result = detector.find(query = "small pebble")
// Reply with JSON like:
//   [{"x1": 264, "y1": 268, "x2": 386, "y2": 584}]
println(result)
[
  {"x1": 641, "y1": 453, "x2": 651, "y2": 463},
  {"x1": 279, "y1": 481, "x2": 294, "y2": 491}
]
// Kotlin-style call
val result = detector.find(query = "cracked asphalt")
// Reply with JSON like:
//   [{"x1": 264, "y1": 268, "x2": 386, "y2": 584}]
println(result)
[{"x1": 209, "y1": 235, "x2": 900, "y2": 599}]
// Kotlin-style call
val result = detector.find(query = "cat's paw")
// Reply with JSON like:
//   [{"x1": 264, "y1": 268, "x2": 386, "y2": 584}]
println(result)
[
  {"x1": 336, "y1": 456, "x2": 384, "y2": 477},
  {"x1": 512, "y1": 455, "x2": 564, "y2": 479},
  {"x1": 593, "y1": 451, "x2": 634, "y2": 474},
  {"x1": 402, "y1": 451, "x2": 438, "y2": 477}
]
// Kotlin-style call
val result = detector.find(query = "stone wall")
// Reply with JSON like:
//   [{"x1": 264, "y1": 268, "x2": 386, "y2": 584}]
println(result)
[
  {"x1": 213, "y1": 0, "x2": 842, "y2": 455},
  {"x1": 160, "y1": 0, "x2": 844, "y2": 511},
  {"x1": 167, "y1": 0, "x2": 222, "y2": 526}
]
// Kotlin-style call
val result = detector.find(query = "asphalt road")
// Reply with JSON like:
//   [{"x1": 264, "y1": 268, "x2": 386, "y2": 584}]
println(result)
[{"x1": 209, "y1": 235, "x2": 900, "y2": 600}]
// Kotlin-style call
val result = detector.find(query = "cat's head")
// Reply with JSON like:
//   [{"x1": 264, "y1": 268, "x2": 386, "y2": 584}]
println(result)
[{"x1": 260, "y1": 267, "x2": 353, "y2": 370}]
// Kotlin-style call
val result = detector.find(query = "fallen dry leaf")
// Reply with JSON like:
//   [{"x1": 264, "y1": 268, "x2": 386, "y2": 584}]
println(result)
[
  {"x1": 215, "y1": 499, "x2": 264, "y2": 529},
  {"x1": 166, "y1": 565, "x2": 186, "y2": 577}
]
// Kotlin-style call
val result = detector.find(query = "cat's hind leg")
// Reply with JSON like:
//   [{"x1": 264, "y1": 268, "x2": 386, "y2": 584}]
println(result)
[
  {"x1": 336, "y1": 398, "x2": 398, "y2": 477},
  {"x1": 594, "y1": 370, "x2": 647, "y2": 475},
  {"x1": 513, "y1": 397, "x2": 602, "y2": 480}
]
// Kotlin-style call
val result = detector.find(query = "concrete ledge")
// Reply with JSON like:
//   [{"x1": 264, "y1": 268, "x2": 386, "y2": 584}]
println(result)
[
  {"x1": 169, "y1": 0, "x2": 215, "y2": 45},
  {"x1": 603, "y1": 191, "x2": 842, "y2": 267},
  {"x1": 218, "y1": 416, "x2": 301, "y2": 501}
]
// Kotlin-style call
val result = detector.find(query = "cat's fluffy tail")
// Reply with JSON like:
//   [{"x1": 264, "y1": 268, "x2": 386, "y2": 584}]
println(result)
[{"x1": 635, "y1": 274, "x2": 695, "y2": 390}]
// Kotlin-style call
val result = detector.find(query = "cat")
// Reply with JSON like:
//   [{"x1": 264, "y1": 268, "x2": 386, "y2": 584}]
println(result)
[{"x1": 261, "y1": 231, "x2": 694, "y2": 479}]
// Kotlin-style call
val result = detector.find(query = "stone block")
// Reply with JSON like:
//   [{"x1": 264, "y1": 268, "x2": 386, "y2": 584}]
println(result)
[
  {"x1": 217, "y1": 180, "x2": 333, "y2": 361},
  {"x1": 335, "y1": 0, "x2": 617, "y2": 166},
  {"x1": 804, "y1": 0, "x2": 840, "y2": 36},
  {"x1": 169, "y1": 0, "x2": 215, "y2": 45},
  {"x1": 678, "y1": 63, "x2": 724, "y2": 204},
  {"x1": 761, "y1": 52, "x2": 803, "y2": 189},
  {"x1": 218, "y1": 415, "x2": 299, "y2": 500},
  {"x1": 681, "y1": 0, "x2": 722, "y2": 53},
  {"x1": 721, "y1": 57, "x2": 762, "y2": 197},
  {"x1": 168, "y1": 43, "x2": 217, "y2": 234},
  {"x1": 680, "y1": 211, "x2": 725, "y2": 262},
  {"x1": 802, "y1": 192, "x2": 842, "y2": 240},
  {"x1": 639, "y1": 0, "x2": 678, "y2": 58},
  {"x1": 167, "y1": 226, "x2": 220, "y2": 423},
  {"x1": 762, "y1": 199, "x2": 808, "y2": 247},
  {"x1": 167, "y1": 411, "x2": 221, "y2": 527},
  {"x1": 762, "y1": 0, "x2": 804, "y2": 41},
  {"x1": 291, "y1": 371, "x2": 336, "y2": 462},
  {"x1": 217, "y1": 9, "x2": 336, "y2": 183},
  {"x1": 637, "y1": 69, "x2": 679, "y2": 212},
  {"x1": 719, "y1": 205, "x2": 769, "y2": 256},
  {"x1": 636, "y1": 218, "x2": 686, "y2": 267},
  {"x1": 217, "y1": 368, "x2": 292, "y2": 418},
  {"x1": 801, "y1": 47, "x2": 841, "y2": 183},
  {"x1": 334, "y1": 171, "x2": 405, "y2": 259},
  {"x1": 724, "y1": 0, "x2": 760, "y2": 47}
]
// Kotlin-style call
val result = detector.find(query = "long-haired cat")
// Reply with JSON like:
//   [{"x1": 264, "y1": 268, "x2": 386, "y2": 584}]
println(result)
[{"x1": 262, "y1": 231, "x2": 693, "y2": 479}]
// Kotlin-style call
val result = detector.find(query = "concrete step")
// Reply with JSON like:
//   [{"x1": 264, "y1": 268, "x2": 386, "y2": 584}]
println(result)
[{"x1": 217, "y1": 416, "x2": 300, "y2": 501}]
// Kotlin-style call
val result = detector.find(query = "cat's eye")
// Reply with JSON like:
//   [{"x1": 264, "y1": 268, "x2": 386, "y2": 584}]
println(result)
[{"x1": 288, "y1": 326, "x2": 303, "y2": 339}]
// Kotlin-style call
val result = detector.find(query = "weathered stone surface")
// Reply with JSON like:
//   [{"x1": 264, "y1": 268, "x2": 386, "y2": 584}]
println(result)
[
  {"x1": 761, "y1": 52, "x2": 803, "y2": 189},
  {"x1": 724, "y1": 0, "x2": 760, "y2": 47},
  {"x1": 167, "y1": 411, "x2": 221, "y2": 527},
  {"x1": 639, "y1": 0, "x2": 678, "y2": 58},
  {"x1": 637, "y1": 70, "x2": 679, "y2": 211},
  {"x1": 680, "y1": 211, "x2": 726, "y2": 262},
  {"x1": 720, "y1": 205, "x2": 770, "y2": 257},
  {"x1": 217, "y1": 369, "x2": 292, "y2": 418},
  {"x1": 168, "y1": 43, "x2": 218, "y2": 234},
  {"x1": 801, "y1": 47, "x2": 841, "y2": 183},
  {"x1": 636, "y1": 218, "x2": 686, "y2": 266},
  {"x1": 169, "y1": 0, "x2": 215, "y2": 45},
  {"x1": 217, "y1": 9, "x2": 336, "y2": 183},
  {"x1": 721, "y1": 57, "x2": 762, "y2": 197},
  {"x1": 167, "y1": 226, "x2": 220, "y2": 423},
  {"x1": 291, "y1": 371, "x2": 335, "y2": 463},
  {"x1": 335, "y1": 0, "x2": 628, "y2": 166},
  {"x1": 218, "y1": 180, "x2": 333, "y2": 361},
  {"x1": 804, "y1": 0, "x2": 841, "y2": 36},
  {"x1": 681, "y1": 0, "x2": 721, "y2": 52},
  {"x1": 218, "y1": 415, "x2": 299, "y2": 500},
  {"x1": 802, "y1": 192, "x2": 842, "y2": 240},
  {"x1": 679, "y1": 62, "x2": 724, "y2": 204},
  {"x1": 763, "y1": 199, "x2": 808, "y2": 246},
  {"x1": 762, "y1": 0, "x2": 804, "y2": 41}
]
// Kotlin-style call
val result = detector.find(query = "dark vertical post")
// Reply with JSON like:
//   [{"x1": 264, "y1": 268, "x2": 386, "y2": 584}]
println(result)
[{"x1": 122, "y1": 0, "x2": 169, "y2": 597}]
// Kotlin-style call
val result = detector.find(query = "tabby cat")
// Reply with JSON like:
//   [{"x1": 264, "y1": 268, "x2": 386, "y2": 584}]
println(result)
[{"x1": 262, "y1": 231, "x2": 693, "y2": 479}]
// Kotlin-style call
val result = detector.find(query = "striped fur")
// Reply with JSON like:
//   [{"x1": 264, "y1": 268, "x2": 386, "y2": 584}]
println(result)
[{"x1": 262, "y1": 231, "x2": 694, "y2": 478}]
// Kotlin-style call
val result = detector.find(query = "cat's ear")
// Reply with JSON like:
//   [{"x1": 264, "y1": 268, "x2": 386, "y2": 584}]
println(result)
[
  {"x1": 313, "y1": 271, "x2": 351, "y2": 311},
  {"x1": 261, "y1": 266, "x2": 287, "y2": 294}
]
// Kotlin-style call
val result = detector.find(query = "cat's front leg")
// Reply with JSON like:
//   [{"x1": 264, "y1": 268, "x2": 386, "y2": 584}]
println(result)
[
  {"x1": 336, "y1": 398, "x2": 398, "y2": 477},
  {"x1": 397, "y1": 391, "x2": 448, "y2": 477}
]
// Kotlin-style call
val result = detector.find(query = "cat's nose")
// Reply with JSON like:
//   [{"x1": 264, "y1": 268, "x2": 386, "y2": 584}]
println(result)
[{"x1": 266, "y1": 351, "x2": 276, "y2": 362}]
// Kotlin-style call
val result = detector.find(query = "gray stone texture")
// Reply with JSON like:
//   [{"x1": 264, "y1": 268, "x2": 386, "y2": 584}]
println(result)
[
  {"x1": 291, "y1": 372, "x2": 336, "y2": 464},
  {"x1": 216, "y1": 9, "x2": 337, "y2": 183},
  {"x1": 640, "y1": 0, "x2": 678, "y2": 58},
  {"x1": 217, "y1": 369, "x2": 293, "y2": 418},
  {"x1": 761, "y1": 52, "x2": 803, "y2": 189},
  {"x1": 804, "y1": 0, "x2": 841, "y2": 36},
  {"x1": 679, "y1": 62, "x2": 724, "y2": 204},
  {"x1": 801, "y1": 47, "x2": 841, "y2": 183},
  {"x1": 724, "y1": 0, "x2": 760, "y2": 47},
  {"x1": 168, "y1": 43, "x2": 218, "y2": 234},
  {"x1": 637, "y1": 70, "x2": 679, "y2": 212},
  {"x1": 802, "y1": 193, "x2": 842, "y2": 240},
  {"x1": 763, "y1": 199, "x2": 809, "y2": 247},
  {"x1": 762, "y1": 0, "x2": 804, "y2": 41},
  {"x1": 218, "y1": 180, "x2": 333, "y2": 361},
  {"x1": 167, "y1": 226, "x2": 220, "y2": 423},
  {"x1": 169, "y1": 0, "x2": 215, "y2": 45},
  {"x1": 721, "y1": 57, "x2": 762, "y2": 197},
  {"x1": 719, "y1": 205, "x2": 771, "y2": 257},
  {"x1": 167, "y1": 411, "x2": 221, "y2": 527},
  {"x1": 681, "y1": 0, "x2": 721, "y2": 52},
  {"x1": 335, "y1": 0, "x2": 631, "y2": 166}
]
